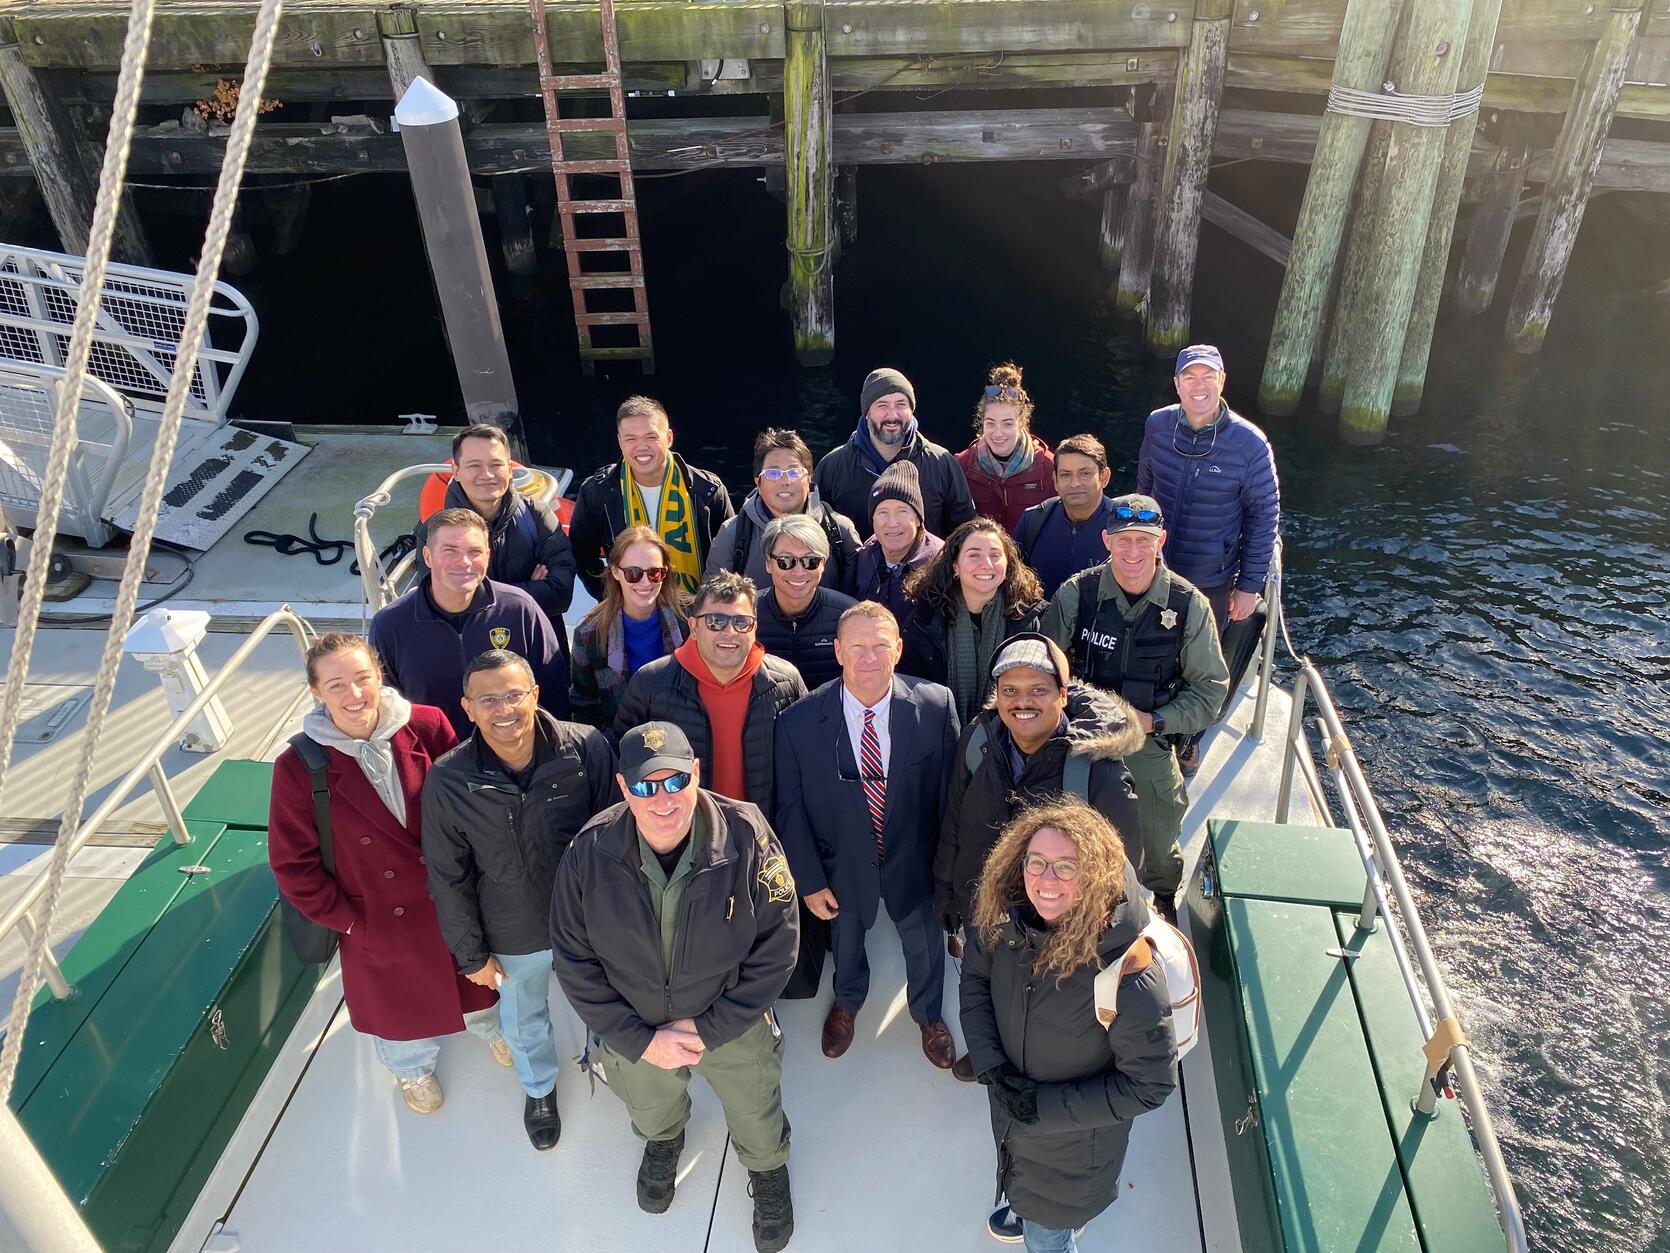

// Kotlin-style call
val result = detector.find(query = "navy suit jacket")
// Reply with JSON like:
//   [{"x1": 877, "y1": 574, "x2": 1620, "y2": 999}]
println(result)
[{"x1": 774, "y1": 674, "x2": 959, "y2": 929}]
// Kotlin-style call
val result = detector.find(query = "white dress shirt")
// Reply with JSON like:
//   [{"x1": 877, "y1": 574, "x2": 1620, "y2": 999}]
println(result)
[{"x1": 840, "y1": 683, "x2": 893, "y2": 777}]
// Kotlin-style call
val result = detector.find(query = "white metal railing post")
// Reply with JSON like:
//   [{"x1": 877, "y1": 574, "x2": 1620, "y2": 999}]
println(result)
[
  {"x1": 1249, "y1": 553, "x2": 1282, "y2": 741},
  {"x1": 149, "y1": 763, "x2": 192, "y2": 845},
  {"x1": 14, "y1": 915, "x2": 72, "y2": 1001},
  {"x1": 0, "y1": 1106, "x2": 102, "y2": 1252},
  {"x1": 353, "y1": 462, "x2": 451, "y2": 615},
  {"x1": 1273, "y1": 668, "x2": 1309, "y2": 823}
]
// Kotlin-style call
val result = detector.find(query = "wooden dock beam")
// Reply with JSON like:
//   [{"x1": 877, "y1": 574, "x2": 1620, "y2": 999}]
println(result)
[
  {"x1": 1337, "y1": 0, "x2": 1477, "y2": 445},
  {"x1": 1256, "y1": 0, "x2": 1404, "y2": 416},
  {"x1": 784, "y1": 0, "x2": 834, "y2": 366},
  {"x1": 0, "y1": 16, "x2": 149, "y2": 264},
  {"x1": 375, "y1": 6, "x2": 432, "y2": 101},
  {"x1": 1503, "y1": 0, "x2": 1644, "y2": 354},
  {"x1": 1145, "y1": 0, "x2": 1232, "y2": 355},
  {"x1": 1393, "y1": 0, "x2": 1505, "y2": 417},
  {"x1": 1455, "y1": 112, "x2": 1537, "y2": 315},
  {"x1": 1114, "y1": 84, "x2": 1171, "y2": 321}
]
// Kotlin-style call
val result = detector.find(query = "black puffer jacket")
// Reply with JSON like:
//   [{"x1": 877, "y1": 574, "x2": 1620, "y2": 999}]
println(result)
[
  {"x1": 568, "y1": 453, "x2": 735, "y2": 599},
  {"x1": 814, "y1": 427, "x2": 977, "y2": 541},
  {"x1": 960, "y1": 864, "x2": 1178, "y2": 1231},
  {"x1": 935, "y1": 685, "x2": 1145, "y2": 929},
  {"x1": 550, "y1": 788, "x2": 800, "y2": 1058},
  {"x1": 422, "y1": 478, "x2": 577, "y2": 634},
  {"x1": 612, "y1": 651, "x2": 808, "y2": 813},
  {"x1": 898, "y1": 597, "x2": 1047, "y2": 693},
  {"x1": 421, "y1": 711, "x2": 616, "y2": 973},
  {"x1": 756, "y1": 586, "x2": 855, "y2": 691}
]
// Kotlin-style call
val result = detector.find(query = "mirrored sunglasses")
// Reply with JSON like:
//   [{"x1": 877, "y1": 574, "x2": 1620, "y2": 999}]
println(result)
[
  {"x1": 627, "y1": 771, "x2": 694, "y2": 799},
  {"x1": 618, "y1": 565, "x2": 668, "y2": 584},
  {"x1": 700, "y1": 613, "x2": 757, "y2": 633}
]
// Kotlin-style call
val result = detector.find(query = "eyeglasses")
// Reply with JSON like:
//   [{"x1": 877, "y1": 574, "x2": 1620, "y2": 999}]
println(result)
[
  {"x1": 627, "y1": 771, "x2": 694, "y2": 799},
  {"x1": 758, "y1": 467, "x2": 807, "y2": 482},
  {"x1": 617, "y1": 565, "x2": 667, "y2": 584},
  {"x1": 699, "y1": 613, "x2": 757, "y2": 633},
  {"x1": 469, "y1": 689, "x2": 531, "y2": 712},
  {"x1": 1022, "y1": 854, "x2": 1079, "y2": 882},
  {"x1": 770, "y1": 554, "x2": 824, "y2": 571},
  {"x1": 983, "y1": 384, "x2": 1024, "y2": 401},
  {"x1": 1112, "y1": 505, "x2": 1162, "y2": 524}
]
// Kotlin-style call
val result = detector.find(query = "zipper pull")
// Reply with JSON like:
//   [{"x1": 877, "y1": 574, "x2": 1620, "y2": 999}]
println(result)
[{"x1": 726, "y1": 896, "x2": 735, "y2": 921}]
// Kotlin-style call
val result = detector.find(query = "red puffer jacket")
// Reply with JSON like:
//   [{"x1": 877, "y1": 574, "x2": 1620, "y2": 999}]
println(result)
[{"x1": 955, "y1": 436, "x2": 1055, "y2": 535}]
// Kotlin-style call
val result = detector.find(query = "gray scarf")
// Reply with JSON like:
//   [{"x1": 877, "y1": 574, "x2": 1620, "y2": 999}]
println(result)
[
  {"x1": 302, "y1": 687, "x2": 415, "y2": 826},
  {"x1": 948, "y1": 593, "x2": 1005, "y2": 726}
]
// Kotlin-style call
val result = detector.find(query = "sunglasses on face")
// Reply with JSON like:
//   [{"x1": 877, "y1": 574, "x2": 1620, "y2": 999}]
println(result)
[
  {"x1": 759, "y1": 467, "x2": 807, "y2": 482},
  {"x1": 1112, "y1": 506, "x2": 1162, "y2": 523},
  {"x1": 627, "y1": 771, "x2": 694, "y2": 799},
  {"x1": 770, "y1": 554, "x2": 825, "y2": 571},
  {"x1": 617, "y1": 565, "x2": 667, "y2": 584},
  {"x1": 699, "y1": 613, "x2": 757, "y2": 633},
  {"x1": 1023, "y1": 854, "x2": 1080, "y2": 881}
]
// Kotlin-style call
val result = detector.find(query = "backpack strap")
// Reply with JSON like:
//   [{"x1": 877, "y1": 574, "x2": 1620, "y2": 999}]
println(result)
[
  {"x1": 1062, "y1": 747, "x2": 1092, "y2": 804},
  {"x1": 288, "y1": 733, "x2": 336, "y2": 878},
  {"x1": 1017, "y1": 499, "x2": 1059, "y2": 562},
  {"x1": 963, "y1": 722, "x2": 989, "y2": 777},
  {"x1": 731, "y1": 511, "x2": 754, "y2": 574}
]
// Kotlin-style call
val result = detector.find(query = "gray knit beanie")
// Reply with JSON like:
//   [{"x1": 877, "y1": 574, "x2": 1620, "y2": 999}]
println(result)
[
  {"x1": 860, "y1": 367, "x2": 916, "y2": 415},
  {"x1": 869, "y1": 459, "x2": 925, "y2": 525}
]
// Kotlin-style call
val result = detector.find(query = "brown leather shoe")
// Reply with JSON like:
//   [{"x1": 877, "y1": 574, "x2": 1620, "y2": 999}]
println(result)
[
  {"x1": 822, "y1": 1006, "x2": 857, "y2": 1058},
  {"x1": 920, "y1": 1020, "x2": 956, "y2": 1069},
  {"x1": 951, "y1": 1053, "x2": 976, "y2": 1083}
]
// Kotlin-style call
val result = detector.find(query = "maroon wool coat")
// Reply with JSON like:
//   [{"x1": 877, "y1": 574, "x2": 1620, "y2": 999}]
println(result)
[
  {"x1": 267, "y1": 703, "x2": 498, "y2": 1040},
  {"x1": 955, "y1": 436, "x2": 1056, "y2": 536}
]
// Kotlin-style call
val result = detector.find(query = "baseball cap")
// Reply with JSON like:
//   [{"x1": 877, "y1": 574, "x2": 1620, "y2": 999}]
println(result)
[
  {"x1": 618, "y1": 721, "x2": 697, "y2": 787},
  {"x1": 1174, "y1": 344, "x2": 1225, "y2": 375},
  {"x1": 1104, "y1": 493, "x2": 1165, "y2": 537}
]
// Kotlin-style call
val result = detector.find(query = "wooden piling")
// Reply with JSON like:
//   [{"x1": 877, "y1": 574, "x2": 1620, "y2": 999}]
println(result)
[
  {"x1": 1392, "y1": 0, "x2": 1505, "y2": 417},
  {"x1": 1099, "y1": 181, "x2": 1127, "y2": 271},
  {"x1": 220, "y1": 202, "x2": 259, "y2": 277},
  {"x1": 1145, "y1": 0, "x2": 1233, "y2": 355},
  {"x1": 492, "y1": 173, "x2": 538, "y2": 277},
  {"x1": 1455, "y1": 112, "x2": 1537, "y2": 316},
  {"x1": 837, "y1": 166, "x2": 858, "y2": 248},
  {"x1": 376, "y1": 6, "x2": 433, "y2": 101},
  {"x1": 0, "y1": 16, "x2": 149, "y2": 264},
  {"x1": 1337, "y1": 0, "x2": 1477, "y2": 445},
  {"x1": 784, "y1": 0, "x2": 834, "y2": 366},
  {"x1": 268, "y1": 183, "x2": 312, "y2": 256},
  {"x1": 1256, "y1": 0, "x2": 1406, "y2": 415},
  {"x1": 1503, "y1": 0, "x2": 1644, "y2": 354},
  {"x1": 1113, "y1": 84, "x2": 1171, "y2": 321},
  {"x1": 1318, "y1": 120, "x2": 1390, "y2": 414}
]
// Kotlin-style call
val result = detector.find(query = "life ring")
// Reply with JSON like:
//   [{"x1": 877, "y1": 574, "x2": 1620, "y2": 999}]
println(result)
[{"x1": 419, "y1": 462, "x2": 573, "y2": 530}]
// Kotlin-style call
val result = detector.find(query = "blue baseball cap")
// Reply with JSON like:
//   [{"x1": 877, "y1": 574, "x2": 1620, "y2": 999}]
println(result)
[{"x1": 1175, "y1": 344, "x2": 1225, "y2": 375}]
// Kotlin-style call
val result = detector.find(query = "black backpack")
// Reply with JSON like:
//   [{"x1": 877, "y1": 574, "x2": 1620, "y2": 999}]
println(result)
[{"x1": 278, "y1": 733, "x2": 341, "y2": 965}]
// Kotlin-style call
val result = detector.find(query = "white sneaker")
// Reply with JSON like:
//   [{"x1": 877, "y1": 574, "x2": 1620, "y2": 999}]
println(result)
[{"x1": 399, "y1": 1073, "x2": 444, "y2": 1114}]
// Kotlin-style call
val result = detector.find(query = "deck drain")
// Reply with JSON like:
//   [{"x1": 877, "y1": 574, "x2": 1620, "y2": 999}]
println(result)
[{"x1": 12, "y1": 683, "x2": 92, "y2": 743}]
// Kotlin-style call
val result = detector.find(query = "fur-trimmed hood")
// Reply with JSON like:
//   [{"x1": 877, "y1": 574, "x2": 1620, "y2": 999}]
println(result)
[{"x1": 1062, "y1": 682, "x2": 1147, "y2": 760}]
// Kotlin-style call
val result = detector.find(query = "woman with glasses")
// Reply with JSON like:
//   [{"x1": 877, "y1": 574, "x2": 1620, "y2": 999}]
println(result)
[
  {"x1": 707, "y1": 427, "x2": 862, "y2": 593},
  {"x1": 900, "y1": 517, "x2": 1047, "y2": 724},
  {"x1": 570, "y1": 526, "x2": 689, "y2": 734},
  {"x1": 961, "y1": 801, "x2": 1178, "y2": 1251},
  {"x1": 954, "y1": 362, "x2": 1055, "y2": 535},
  {"x1": 754, "y1": 514, "x2": 857, "y2": 690},
  {"x1": 268, "y1": 632, "x2": 506, "y2": 1115}
]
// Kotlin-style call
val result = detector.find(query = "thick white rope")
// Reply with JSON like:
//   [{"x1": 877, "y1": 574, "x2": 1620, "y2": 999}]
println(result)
[
  {"x1": 0, "y1": 0, "x2": 288, "y2": 1103},
  {"x1": 1326, "y1": 81, "x2": 1485, "y2": 127}
]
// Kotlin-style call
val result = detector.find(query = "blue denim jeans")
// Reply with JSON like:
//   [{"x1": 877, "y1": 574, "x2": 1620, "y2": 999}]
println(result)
[
  {"x1": 371, "y1": 1005, "x2": 503, "y2": 1080},
  {"x1": 494, "y1": 949, "x2": 560, "y2": 1099},
  {"x1": 1022, "y1": 1221, "x2": 1078, "y2": 1253}
]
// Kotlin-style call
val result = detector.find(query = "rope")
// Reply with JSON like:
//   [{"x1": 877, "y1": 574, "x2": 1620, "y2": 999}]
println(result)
[
  {"x1": 1325, "y1": 81, "x2": 1484, "y2": 128},
  {"x1": 0, "y1": 0, "x2": 287, "y2": 1103}
]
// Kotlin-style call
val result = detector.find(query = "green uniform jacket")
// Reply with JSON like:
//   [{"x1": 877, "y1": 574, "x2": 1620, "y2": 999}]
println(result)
[{"x1": 1040, "y1": 562, "x2": 1228, "y2": 739}]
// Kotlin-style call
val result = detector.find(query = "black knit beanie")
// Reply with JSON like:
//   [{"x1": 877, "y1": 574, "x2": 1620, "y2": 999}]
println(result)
[
  {"x1": 860, "y1": 367, "x2": 917, "y2": 415},
  {"x1": 869, "y1": 459, "x2": 925, "y2": 525}
]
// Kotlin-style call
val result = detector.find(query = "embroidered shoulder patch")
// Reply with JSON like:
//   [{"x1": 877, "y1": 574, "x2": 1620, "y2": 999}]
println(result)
[{"x1": 757, "y1": 848, "x2": 796, "y2": 904}]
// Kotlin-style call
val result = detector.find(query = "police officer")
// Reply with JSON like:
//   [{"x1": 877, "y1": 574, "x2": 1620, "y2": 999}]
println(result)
[
  {"x1": 550, "y1": 722, "x2": 799, "y2": 1253},
  {"x1": 1040, "y1": 494, "x2": 1227, "y2": 920}
]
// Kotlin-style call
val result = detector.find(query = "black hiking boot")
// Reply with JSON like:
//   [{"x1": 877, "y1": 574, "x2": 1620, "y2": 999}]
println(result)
[
  {"x1": 748, "y1": 1165, "x2": 794, "y2": 1252},
  {"x1": 636, "y1": 1132, "x2": 684, "y2": 1213}
]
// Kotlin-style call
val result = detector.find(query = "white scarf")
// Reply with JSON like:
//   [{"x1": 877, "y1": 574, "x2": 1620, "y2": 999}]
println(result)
[{"x1": 301, "y1": 687, "x2": 415, "y2": 826}]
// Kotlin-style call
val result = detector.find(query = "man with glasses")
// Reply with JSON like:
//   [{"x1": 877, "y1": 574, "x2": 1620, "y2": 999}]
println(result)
[
  {"x1": 1016, "y1": 433, "x2": 1119, "y2": 599},
  {"x1": 1040, "y1": 495, "x2": 1227, "y2": 922},
  {"x1": 615, "y1": 570, "x2": 808, "y2": 813},
  {"x1": 708, "y1": 428, "x2": 861, "y2": 593},
  {"x1": 1137, "y1": 345, "x2": 1280, "y2": 771},
  {"x1": 754, "y1": 514, "x2": 856, "y2": 690},
  {"x1": 775, "y1": 601, "x2": 960, "y2": 1069},
  {"x1": 422, "y1": 649, "x2": 616, "y2": 1150},
  {"x1": 551, "y1": 721, "x2": 799, "y2": 1252}
]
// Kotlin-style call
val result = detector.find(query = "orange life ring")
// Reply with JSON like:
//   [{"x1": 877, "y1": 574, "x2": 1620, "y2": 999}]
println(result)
[{"x1": 419, "y1": 462, "x2": 576, "y2": 532}]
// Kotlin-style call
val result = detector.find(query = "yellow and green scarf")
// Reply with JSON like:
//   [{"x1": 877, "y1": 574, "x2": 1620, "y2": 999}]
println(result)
[{"x1": 622, "y1": 457, "x2": 703, "y2": 593}]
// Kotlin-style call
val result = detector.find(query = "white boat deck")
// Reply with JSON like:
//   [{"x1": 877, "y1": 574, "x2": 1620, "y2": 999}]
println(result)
[{"x1": 177, "y1": 680, "x2": 1321, "y2": 1253}]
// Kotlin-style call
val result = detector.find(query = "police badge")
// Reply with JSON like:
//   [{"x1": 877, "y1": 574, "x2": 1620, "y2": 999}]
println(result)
[
  {"x1": 488, "y1": 627, "x2": 511, "y2": 648},
  {"x1": 642, "y1": 727, "x2": 666, "y2": 751},
  {"x1": 1159, "y1": 608, "x2": 1178, "y2": 630}
]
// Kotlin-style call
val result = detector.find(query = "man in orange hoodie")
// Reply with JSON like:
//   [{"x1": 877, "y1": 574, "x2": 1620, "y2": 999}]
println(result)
[{"x1": 614, "y1": 570, "x2": 808, "y2": 813}]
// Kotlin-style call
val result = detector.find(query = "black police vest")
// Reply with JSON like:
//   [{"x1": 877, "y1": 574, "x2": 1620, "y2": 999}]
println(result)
[{"x1": 1070, "y1": 570, "x2": 1191, "y2": 713}]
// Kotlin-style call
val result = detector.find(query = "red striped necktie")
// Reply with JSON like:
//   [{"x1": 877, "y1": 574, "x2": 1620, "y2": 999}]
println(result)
[{"x1": 860, "y1": 707, "x2": 887, "y2": 862}]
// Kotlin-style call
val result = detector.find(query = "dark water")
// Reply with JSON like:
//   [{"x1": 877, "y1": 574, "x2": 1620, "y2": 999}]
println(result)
[{"x1": 137, "y1": 158, "x2": 1670, "y2": 1249}]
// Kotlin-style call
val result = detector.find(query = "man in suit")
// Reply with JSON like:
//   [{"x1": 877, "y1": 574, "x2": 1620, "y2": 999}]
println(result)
[{"x1": 774, "y1": 600, "x2": 960, "y2": 1070}]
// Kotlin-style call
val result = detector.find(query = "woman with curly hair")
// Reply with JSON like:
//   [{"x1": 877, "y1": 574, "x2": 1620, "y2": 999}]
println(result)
[
  {"x1": 960, "y1": 801, "x2": 1178, "y2": 1250},
  {"x1": 568, "y1": 526, "x2": 689, "y2": 735},
  {"x1": 899, "y1": 516, "x2": 1046, "y2": 722}
]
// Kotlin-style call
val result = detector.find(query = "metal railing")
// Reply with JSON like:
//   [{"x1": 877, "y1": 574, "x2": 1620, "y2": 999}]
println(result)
[
  {"x1": 1247, "y1": 548, "x2": 1528, "y2": 1252},
  {"x1": 352, "y1": 462, "x2": 451, "y2": 617},
  {"x1": 0, "y1": 607, "x2": 315, "y2": 1002}
]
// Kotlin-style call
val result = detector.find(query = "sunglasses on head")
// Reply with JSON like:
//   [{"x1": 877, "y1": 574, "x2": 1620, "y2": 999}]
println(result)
[
  {"x1": 771, "y1": 554, "x2": 824, "y2": 571},
  {"x1": 1112, "y1": 505, "x2": 1162, "y2": 523},
  {"x1": 627, "y1": 771, "x2": 694, "y2": 799},
  {"x1": 617, "y1": 565, "x2": 667, "y2": 584},
  {"x1": 759, "y1": 466, "x2": 807, "y2": 482},
  {"x1": 983, "y1": 384, "x2": 1024, "y2": 401},
  {"x1": 699, "y1": 612, "x2": 757, "y2": 633}
]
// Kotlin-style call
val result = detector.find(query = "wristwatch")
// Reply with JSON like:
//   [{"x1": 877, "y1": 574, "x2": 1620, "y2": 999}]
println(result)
[{"x1": 1150, "y1": 714, "x2": 1166, "y2": 736}]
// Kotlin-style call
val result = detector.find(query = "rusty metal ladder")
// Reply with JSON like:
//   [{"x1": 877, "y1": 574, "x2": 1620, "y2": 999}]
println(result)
[{"x1": 530, "y1": 0, "x2": 654, "y2": 374}]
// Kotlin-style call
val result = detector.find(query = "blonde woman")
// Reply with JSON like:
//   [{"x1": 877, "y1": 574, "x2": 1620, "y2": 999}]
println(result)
[
  {"x1": 961, "y1": 801, "x2": 1178, "y2": 1250},
  {"x1": 568, "y1": 525, "x2": 689, "y2": 734}
]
